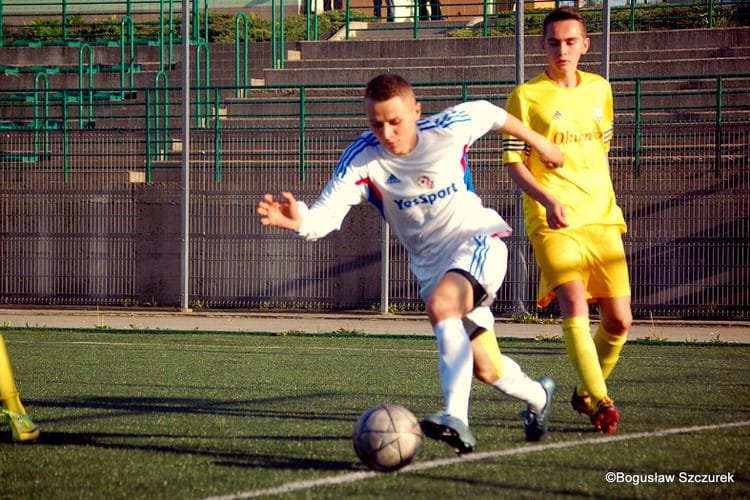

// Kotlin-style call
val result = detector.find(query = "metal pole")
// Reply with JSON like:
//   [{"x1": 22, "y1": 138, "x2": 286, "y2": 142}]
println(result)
[
  {"x1": 180, "y1": 0, "x2": 192, "y2": 312},
  {"x1": 602, "y1": 0, "x2": 611, "y2": 80},
  {"x1": 380, "y1": 220, "x2": 390, "y2": 314},
  {"x1": 512, "y1": 0, "x2": 528, "y2": 316},
  {"x1": 514, "y1": 0, "x2": 524, "y2": 85}
]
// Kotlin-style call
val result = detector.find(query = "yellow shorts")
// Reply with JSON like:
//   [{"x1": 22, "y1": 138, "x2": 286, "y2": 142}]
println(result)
[{"x1": 530, "y1": 225, "x2": 631, "y2": 308}]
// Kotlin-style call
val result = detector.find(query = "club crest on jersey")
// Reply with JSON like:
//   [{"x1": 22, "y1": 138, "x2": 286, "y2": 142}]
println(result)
[
  {"x1": 417, "y1": 176, "x2": 434, "y2": 190},
  {"x1": 593, "y1": 106, "x2": 603, "y2": 123}
]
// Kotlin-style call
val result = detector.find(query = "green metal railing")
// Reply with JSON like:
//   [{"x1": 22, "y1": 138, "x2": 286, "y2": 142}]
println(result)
[
  {"x1": 195, "y1": 40, "x2": 210, "y2": 128},
  {"x1": 632, "y1": 79, "x2": 642, "y2": 177},
  {"x1": 1, "y1": 1, "x2": 745, "y2": 61},
  {"x1": 298, "y1": 85, "x2": 306, "y2": 182},
  {"x1": 610, "y1": 73, "x2": 746, "y2": 180},
  {"x1": 2, "y1": 73, "x2": 745, "y2": 181},
  {"x1": 271, "y1": 0, "x2": 285, "y2": 69},
  {"x1": 61, "y1": 89, "x2": 69, "y2": 181},
  {"x1": 0, "y1": 1, "x2": 745, "y2": 82},
  {"x1": 1, "y1": 72, "x2": 746, "y2": 180},
  {"x1": 157, "y1": 0, "x2": 176, "y2": 71},
  {"x1": 211, "y1": 86, "x2": 222, "y2": 182},
  {"x1": 119, "y1": 15, "x2": 135, "y2": 99},
  {"x1": 32, "y1": 72, "x2": 50, "y2": 161},
  {"x1": 0, "y1": 0, "x2": 209, "y2": 50},
  {"x1": 143, "y1": 69, "x2": 170, "y2": 178},
  {"x1": 234, "y1": 12, "x2": 249, "y2": 97},
  {"x1": 715, "y1": 75, "x2": 723, "y2": 178},
  {"x1": 78, "y1": 43, "x2": 94, "y2": 128}
]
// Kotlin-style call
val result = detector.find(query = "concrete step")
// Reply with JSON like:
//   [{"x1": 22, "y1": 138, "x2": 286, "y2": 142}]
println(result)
[
  {"x1": 261, "y1": 55, "x2": 748, "y2": 85},
  {"x1": 281, "y1": 45, "x2": 750, "y2": 70},
  {"x1": 284, "y1": 27, "x2": 749, "y2": 60}
]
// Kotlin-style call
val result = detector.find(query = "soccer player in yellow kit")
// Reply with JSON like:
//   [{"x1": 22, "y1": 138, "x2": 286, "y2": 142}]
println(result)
[
  {"x1": 502, "y1": 7, "x2": 632, "y2": 433},
  {"x1": 1, "y1": 335, "x2": 39, "y2": 442}
]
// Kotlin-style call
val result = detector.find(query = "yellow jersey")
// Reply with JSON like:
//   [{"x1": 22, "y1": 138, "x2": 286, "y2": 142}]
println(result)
[{"x1": 502, "y1": 70, "x2": 626, "y2": 236}]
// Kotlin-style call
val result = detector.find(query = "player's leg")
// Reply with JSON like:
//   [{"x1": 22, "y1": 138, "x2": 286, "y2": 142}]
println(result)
[
  {"x1": 468, "y1": 314, "x2": 546, "y2": 405},
  {"x1": 557, "y1": 280, "x2": 618, "y2": 433},
  {"x1": 0, "y1": 335, "x2": 39, "y2": 442},
  {"x1": 591, "y1": 227, "x2": 632, "y2": 383},
  {"x1": 421, "y1": 270, "x2": 477, "y2": 454},
  {"x1": 420, "y1": 235, "x2": 506, "y2": 453},
  {"x1": 556, "y1": 280, "x2": 609, "y2": 405},
  {"x1": 581, "y1": 298, "x2": 629, "y2": 435},
  {"x1": 469, "y1": 327, "x2": 554, "y2": 440},
  {"x1": 558, "y1": 284, "x2": 624, "y2": 433},
  {"x1": 462, "y1": 307, "x2": 502, "y2": 383},
  {"x1": 580, "y1": 226, "x2": 632, "y2": 433},
  {"x1": 595, "y1": 296, "x2": 631, "y2": 380},
  {"x1": 461, "y1": 237, "x2": 555, "y2": 441},
  {"x1": 558, "y1": 282, "x2": 618, "y2": 433}
]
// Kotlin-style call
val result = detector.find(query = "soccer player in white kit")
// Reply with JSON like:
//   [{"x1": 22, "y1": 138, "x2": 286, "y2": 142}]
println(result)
[{"x1": 257, "y1": 74, "x2": 563, "y2": 453}]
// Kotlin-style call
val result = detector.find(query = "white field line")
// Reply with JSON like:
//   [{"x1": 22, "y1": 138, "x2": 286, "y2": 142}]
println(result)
[{"x1": 205, "y1": 420, "x2": 750, "y2": 500}]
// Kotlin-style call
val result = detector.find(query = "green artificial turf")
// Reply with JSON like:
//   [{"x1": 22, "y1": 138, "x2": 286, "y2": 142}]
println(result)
[{"x1": 0, "y1": 329, "x2": 747, "y2": 499}]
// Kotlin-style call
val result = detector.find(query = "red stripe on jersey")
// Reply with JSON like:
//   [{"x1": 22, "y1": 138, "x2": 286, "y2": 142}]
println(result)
[{"x1": 355, "y1": 176, "x2": 383, "y2": 201}]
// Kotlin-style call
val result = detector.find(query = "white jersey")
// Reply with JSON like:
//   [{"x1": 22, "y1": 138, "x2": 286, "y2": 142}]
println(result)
[{"x1": 296, "y1": 100, "x2": 513, "y2": 290}]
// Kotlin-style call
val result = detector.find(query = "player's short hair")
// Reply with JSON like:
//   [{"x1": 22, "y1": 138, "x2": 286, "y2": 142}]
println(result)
[
  {"x1": 364, "y1": 74, "x2": 416, "y2": 103},
  {"x1": 543, "y1": 6, "x2": 587, "y2": 38}
]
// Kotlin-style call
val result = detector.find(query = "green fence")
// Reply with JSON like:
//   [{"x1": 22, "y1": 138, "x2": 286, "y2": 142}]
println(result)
[
  {"x1": 1, "y1": 74, "x2": 748, "y2": 173},
  {"x1": 0, "y1": 76, "x2": 747, "y2": 318},
  {"x1": 0, "y1": 0, "x2": 748, "y2": 317}
]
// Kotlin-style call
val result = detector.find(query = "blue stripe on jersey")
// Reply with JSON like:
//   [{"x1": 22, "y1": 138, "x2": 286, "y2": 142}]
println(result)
[
  {"x1": 419, "y1": 108, "x2": 471, "y2": 131},
  {"x1": 334, "y1": 132, "x2": 380, "y2": 179},
  {"x1": 367, "y1": 186, "x2": 385, "y2": 217},
  {"x1": 463, "y1": 161, "x2": 475, "y2": 193},
  {"x1": 469, "y1": 235, "x2": 489, "y2": 276},
  {"x1": 435, "y1": 108, "x2": 471, "y2": 128}
]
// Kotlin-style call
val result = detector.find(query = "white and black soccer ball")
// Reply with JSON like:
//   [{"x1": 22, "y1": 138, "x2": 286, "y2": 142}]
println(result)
[{"x1": 352, "y1": 403, "x2": 422, "y2": 472}]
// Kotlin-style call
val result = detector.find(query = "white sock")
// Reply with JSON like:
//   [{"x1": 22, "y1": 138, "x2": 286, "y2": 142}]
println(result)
[
  {"x1": 434, "y1": 318, "x2": 473, "y2": 425},
  {"x1": 491, "y1": 355, "x2": 547, "y2": 413}
]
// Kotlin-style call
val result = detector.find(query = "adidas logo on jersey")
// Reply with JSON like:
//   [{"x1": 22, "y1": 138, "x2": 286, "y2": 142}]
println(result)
[{"x1": 386, "y1": 174, "x2": 401, "y2": 184}]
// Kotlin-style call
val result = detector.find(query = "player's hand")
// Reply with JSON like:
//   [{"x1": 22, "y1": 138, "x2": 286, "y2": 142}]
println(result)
[
  {"x1": 538, "y1": 142, "x2": 563, "y2": 169},
  {"x1": 543, "y1": 198, "x2": 568, "y2": 230},
  {"x1": 256, "y1": 191, "x2": 302, "y2": 231}
]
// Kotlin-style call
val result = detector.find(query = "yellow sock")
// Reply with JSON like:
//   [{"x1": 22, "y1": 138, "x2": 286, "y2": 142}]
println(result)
[
  {"x1": 594, "y1": 324, "x2": 628, "y2": 380},
  {"x1": 0, "y1": 335, "x2": 26, "y2": 414},
  {"x1": 474, "y1": 328, "x2": 504, "y2": 378},
  {"x1": 563, "y1": 317, "x2": 608, "y2": 405}
]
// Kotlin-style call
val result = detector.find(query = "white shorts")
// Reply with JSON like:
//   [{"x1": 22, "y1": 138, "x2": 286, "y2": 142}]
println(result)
[{"x1": 417, "y1": 234, "x2": 508, "y2": 308}]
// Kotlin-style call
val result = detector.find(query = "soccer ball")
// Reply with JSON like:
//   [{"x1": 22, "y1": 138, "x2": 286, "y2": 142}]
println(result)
[{"x1": 352, "y1": 403, "x2": 422, "y2": 472}]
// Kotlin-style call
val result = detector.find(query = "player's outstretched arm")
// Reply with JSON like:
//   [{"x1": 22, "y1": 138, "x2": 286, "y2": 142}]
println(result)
[
  {"x1": 256, "y1": 191, "x2": 302, "y2": 231},
  {"x1": 501, "y1": 114, "x2": 563, "y2": 168}
]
